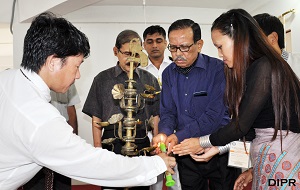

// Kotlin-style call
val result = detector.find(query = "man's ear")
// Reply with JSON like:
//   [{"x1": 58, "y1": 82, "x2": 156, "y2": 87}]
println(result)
[
  {"x1": 197, "y1": 39, "x2": 204, "y2": 53},
  {"x1": 268, "y1": 32, "x2": 279, "y2": 45},
  {"x1": 46, "y1": 55, "x2": 62, "y2": 72},
  {"x1": 113, "y1": 47, "x2": 118, "y2": 56}
]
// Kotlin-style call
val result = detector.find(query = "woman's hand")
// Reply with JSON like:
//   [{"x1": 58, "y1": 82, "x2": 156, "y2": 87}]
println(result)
[{"x1": 190, "y1": 146, "x2": 219, "y2": 162}]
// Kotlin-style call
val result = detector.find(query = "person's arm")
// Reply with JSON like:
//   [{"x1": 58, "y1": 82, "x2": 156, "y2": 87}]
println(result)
[
  {"x1": 157, "y1": 69, "x2": 180, "y2": 153},
  {"x1": 67, "y1": 105, "x2": 78, "y2": 135},
  {"x1": 82, "y1": 77, "x2": 105, "y2": 148},
  {"x1": 28, "y1": 115, "x2": 175, "y2": 187},
  {"x1": 159, "y1": 68, "x2": 178, "y2": 136},
  {"x1": 172, "y1": 137, "x2": 228, "y2": 156},
  {"x1": 152, "y1": 115, "x2": 159, "y2": 137},
  {"x1": 207, "y1": 57, "x2": 272, "y2": 146},
  {"x1": 92, "y1": 116, "x2": 102, "y2": 147}
]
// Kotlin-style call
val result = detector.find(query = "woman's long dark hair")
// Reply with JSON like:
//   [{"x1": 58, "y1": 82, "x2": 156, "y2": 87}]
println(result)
[{"x1": 211, "y1": 9, "x2": 300, "y2": 140}]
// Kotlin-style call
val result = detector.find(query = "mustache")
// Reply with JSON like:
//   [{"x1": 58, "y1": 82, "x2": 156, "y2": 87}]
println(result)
[{"x1": 174, "y1": 56, "x2": 187, "y2": 62}]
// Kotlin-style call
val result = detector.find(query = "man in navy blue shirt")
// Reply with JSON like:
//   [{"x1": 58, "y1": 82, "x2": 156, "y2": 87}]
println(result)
[{"x1": 152, "y1": 19, "x2": 240, "y2": 190}]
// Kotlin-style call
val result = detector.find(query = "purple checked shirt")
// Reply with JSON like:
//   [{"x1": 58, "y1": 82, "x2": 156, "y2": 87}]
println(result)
[{"x1": 159, "y1": 53, "x2": 230, "y2": 143}]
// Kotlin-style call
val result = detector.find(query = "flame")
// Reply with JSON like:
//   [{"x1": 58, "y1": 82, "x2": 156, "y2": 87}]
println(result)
[{"x1": 160, "y1": 134, "x2": 164, "y2": 142}]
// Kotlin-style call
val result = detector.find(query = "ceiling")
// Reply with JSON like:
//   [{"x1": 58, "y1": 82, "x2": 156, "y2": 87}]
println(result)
[
  {"x1": 0, "y1": 0, "x2": 269, "y2": 26},
  {"x1": 93, "y1": 0, "x2": 246, "y2": 9}
]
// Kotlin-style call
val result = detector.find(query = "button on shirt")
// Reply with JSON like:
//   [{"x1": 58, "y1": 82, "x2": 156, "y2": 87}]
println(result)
[
  {"x1": 0, "y1": 68, "x2": 166, "y2": 190},
  {"x1": 159, "y1": 53, "x2": 230, "y2": 143}
]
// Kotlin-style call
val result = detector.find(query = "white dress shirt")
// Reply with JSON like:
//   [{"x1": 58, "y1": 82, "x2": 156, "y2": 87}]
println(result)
[
  {"x1": 139, "y1": 57, "x2": 172, "y2": 88},
  {"x1": 0, "y1": 68, "x2": 166, "y2": 190},
  {"x1": 282, "y1": 50, "x2": 300, "y2": 78}
]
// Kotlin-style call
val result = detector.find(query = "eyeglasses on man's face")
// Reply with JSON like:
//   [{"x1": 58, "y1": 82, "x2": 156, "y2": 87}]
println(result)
[
  {"x1": 167, "y1": 43, "x2": 194, "y2": 52},
  {"x1": 118, "y1": 49, "x2": 140, "y2": 58}
]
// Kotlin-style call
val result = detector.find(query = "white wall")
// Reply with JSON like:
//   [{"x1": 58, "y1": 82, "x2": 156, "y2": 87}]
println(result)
[{"x1": 0, "y1": 25, "x2": 13, "y2": 71}]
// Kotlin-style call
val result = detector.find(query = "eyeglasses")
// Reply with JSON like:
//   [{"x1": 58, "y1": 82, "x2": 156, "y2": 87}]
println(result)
[
  {"x1": 118, "y1": 49, "x2": 140, "y2": 58},
  {"x1": 167, "y1": 43, "x2": 194, "y2": 52},
  {"x1": 118, "y1": 49, "x2": 132, "y2": 57}
]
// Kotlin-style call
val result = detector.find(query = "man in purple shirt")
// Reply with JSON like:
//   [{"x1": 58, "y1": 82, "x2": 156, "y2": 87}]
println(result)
[{"x1": 153, "y1": 19, "x2": 240, "y2": 190}]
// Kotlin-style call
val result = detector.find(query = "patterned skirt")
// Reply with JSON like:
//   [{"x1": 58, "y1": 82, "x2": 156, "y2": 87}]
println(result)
[{"x1": 251, "y1": 128, "x2": 300, "y2": 190}]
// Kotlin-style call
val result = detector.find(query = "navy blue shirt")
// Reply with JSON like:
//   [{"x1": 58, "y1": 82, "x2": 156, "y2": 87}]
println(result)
[{"x1": 159, "y1": 53, "x2": 230, "y2": 143}]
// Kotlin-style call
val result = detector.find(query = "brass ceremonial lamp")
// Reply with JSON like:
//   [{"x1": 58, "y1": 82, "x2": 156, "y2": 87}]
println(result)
[
  {"x1": 95, "y1": 38, "x2": 159, "y2": 156},
  {"x1": 95, "y1": 38, "x2": 175, "y2": 189}
]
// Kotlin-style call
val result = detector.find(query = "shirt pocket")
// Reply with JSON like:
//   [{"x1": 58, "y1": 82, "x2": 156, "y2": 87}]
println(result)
[{"x1": 190, "y1": 92, "x2": 209, "y2": 117}]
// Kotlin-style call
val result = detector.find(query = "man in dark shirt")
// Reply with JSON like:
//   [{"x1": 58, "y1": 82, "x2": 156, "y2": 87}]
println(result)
[
  {"x1": 82, "y1": 30, "x2": 160, "y2": 190},
  {"x1": 152, "y1": 19, "x2": 240, "y2": 190}
]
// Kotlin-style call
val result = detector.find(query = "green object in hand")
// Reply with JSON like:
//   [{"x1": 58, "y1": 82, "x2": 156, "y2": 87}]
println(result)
[
  {"x1": 159, "y1": 142, "x2": 167, "y2": 153},
  {"x1": 159, "y1": 142, "x2": 175, "y2": 187},
  {"x1": 165, "y1": 173, "x2": 176, "y2": 187}
]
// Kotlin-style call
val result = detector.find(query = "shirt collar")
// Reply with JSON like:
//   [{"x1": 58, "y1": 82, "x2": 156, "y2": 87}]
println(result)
[
  {"x1": 20, "y1": 68, "x2": 51, "y2": 102},
  {"x1": 144, "y1": 57, "x2": 172, "y2": 69},
  {"x1": 281, "y1": 49, "x2": 289, "y2": 62}
]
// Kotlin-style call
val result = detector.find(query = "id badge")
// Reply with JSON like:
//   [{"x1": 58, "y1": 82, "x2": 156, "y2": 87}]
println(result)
[{"x1": 228, "y1": 141, "x2": 251, "y2": 169}]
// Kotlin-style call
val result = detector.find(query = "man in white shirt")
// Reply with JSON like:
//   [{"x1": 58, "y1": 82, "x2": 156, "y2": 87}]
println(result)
[
  {"x1": 140, "y1": 25, "x2": 172, "y2": 89},
  {"x1": 140, "y1": 25, "x2": 181, "y2": 190},
  {"x1": 0, "y1": 12, "x2": 176, "y2": 190},
  {"x1": 24, "y1": 84, "x2": 80, "y2": 190}
]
